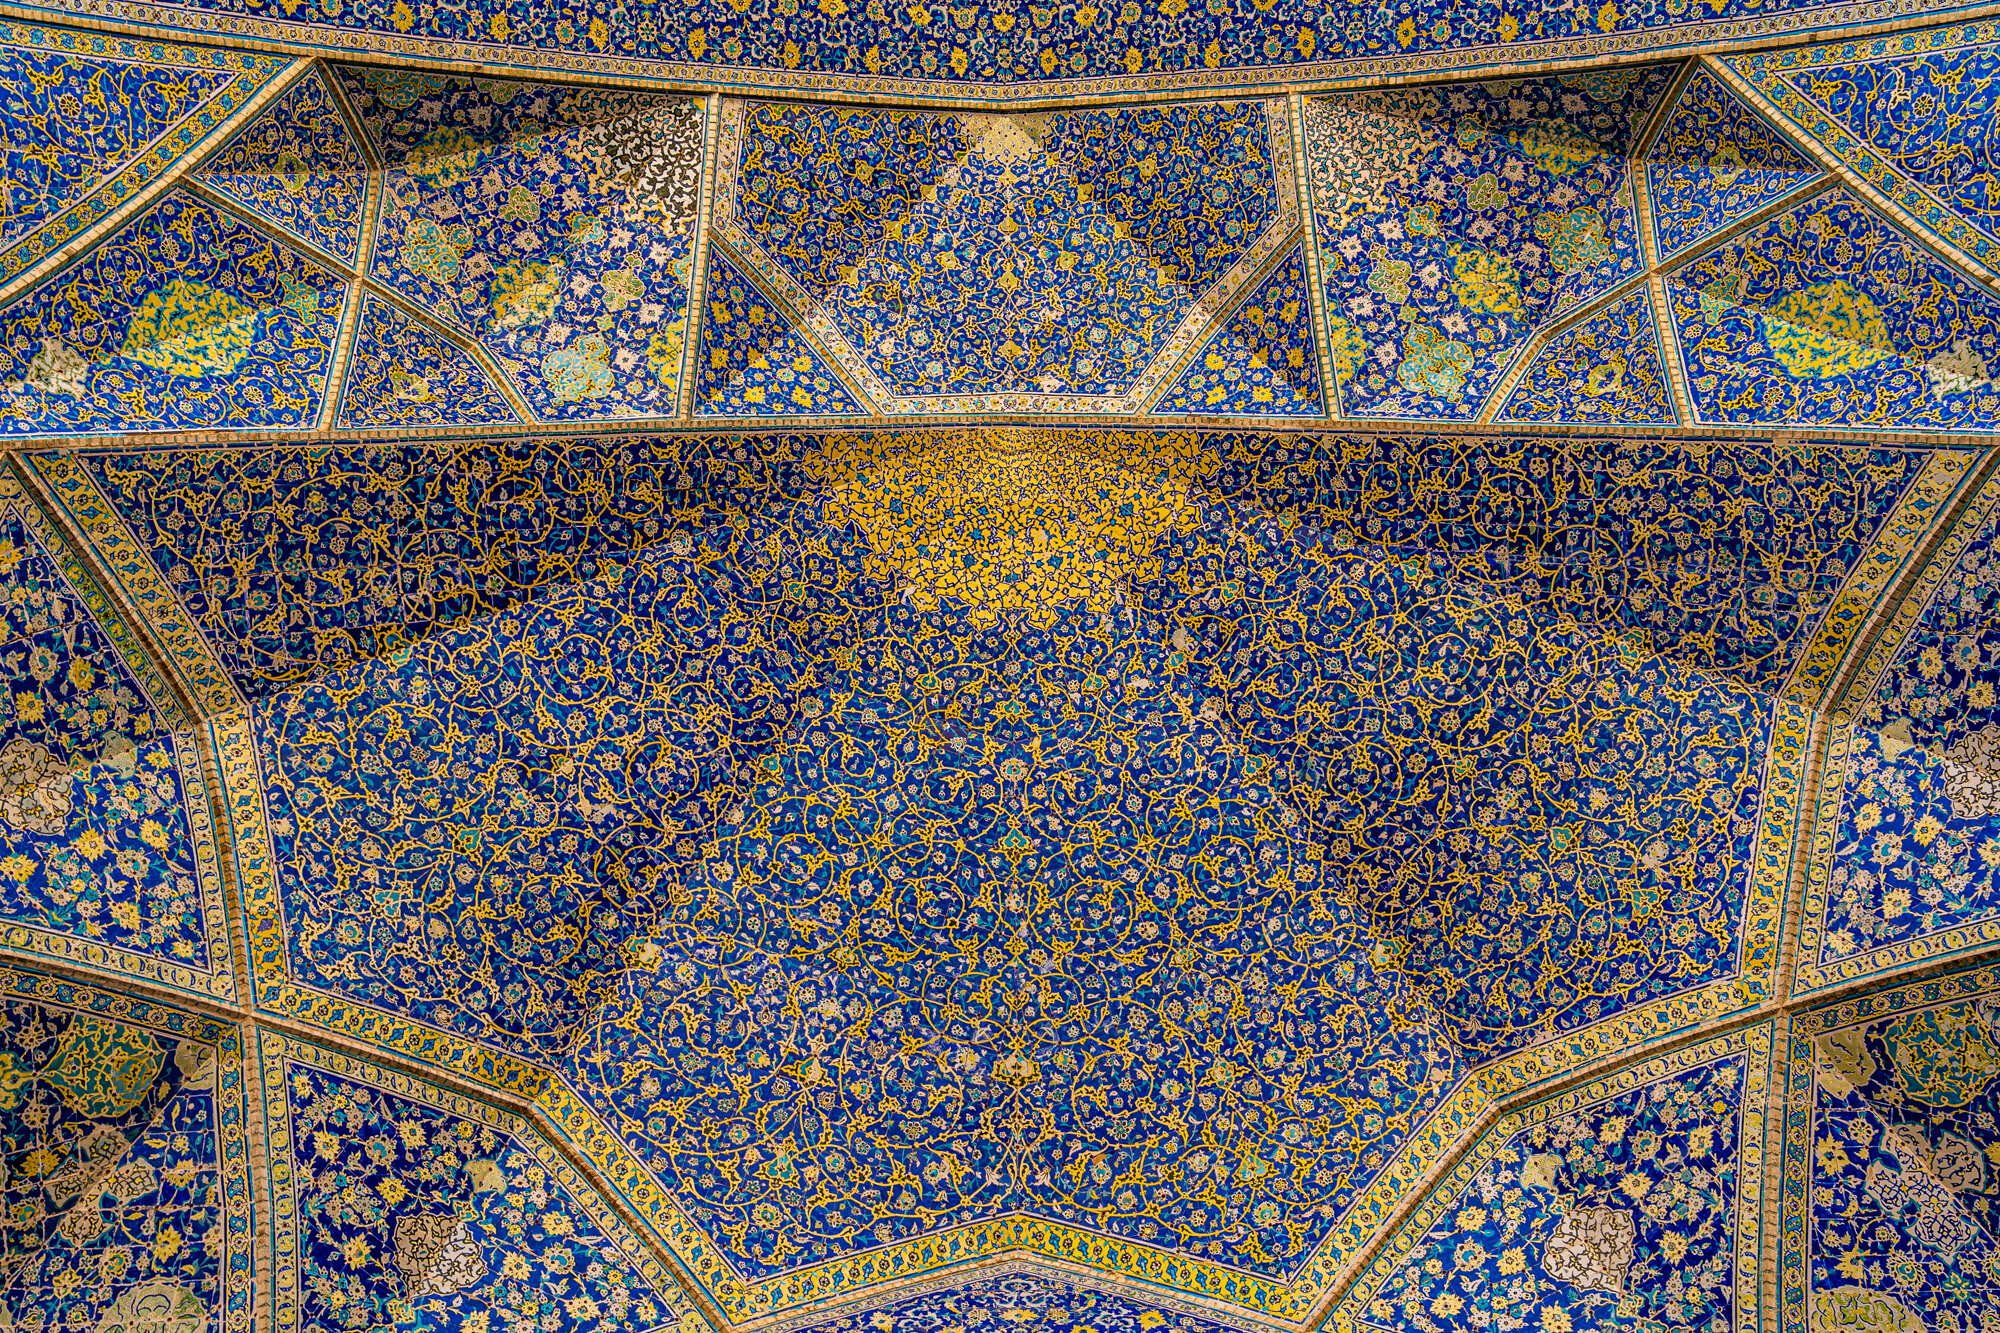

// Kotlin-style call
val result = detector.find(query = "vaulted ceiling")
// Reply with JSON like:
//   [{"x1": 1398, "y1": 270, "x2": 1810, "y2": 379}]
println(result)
[{"x1": 0, "y1": 13, "x2": 1998, "y2": 1333}]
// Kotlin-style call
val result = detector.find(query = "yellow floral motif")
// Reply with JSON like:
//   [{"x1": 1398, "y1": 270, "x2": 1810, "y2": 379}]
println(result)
[
  {"x1": 1756, "y1": 279, "x2": 1898, "y2": 380},
  {"x1": 1326, "y1": 315, "x2": 1367, "y2": 385},
  {"x1": 405, "y1": 124, "x2": 489, "y2": 188},
  {"x1": 44, "y1": 1014, "x2": 166, "y2": 1117},
  {"x1": 811, "y1": 429, "x2": 1211, "y2": 624},
  {"x1": 119, "y1": 280, "x2": 260, "y2": 378},
  {"x1": 1451, "y1": 249, "x2": 1523, "y2": 315},
  {"x1": 1808, "y1": 1288, "x2": 1927, "y2": 1333},
  {"x1": 490, "y1": 259, "x2": 562, "y2": 329},
  {"x1": 401, "y1": 217, "x2": 474, "y2": 284},
  {"x1": 1509, "y1": 119, "x2": 1602, "y2": 176}
]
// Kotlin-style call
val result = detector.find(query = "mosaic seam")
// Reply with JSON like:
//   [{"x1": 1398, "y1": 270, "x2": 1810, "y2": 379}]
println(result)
[
  {"x1": 354, "y1": 279, "x2": 537, "y2": 424},
  {"x1": 1710, "y1": 48, "x2": 2000, "y2": 293},
  {"x1": 700, "y1": 230, "x2": 885, "y2": 418},
  {"x1": 1326, "y1": 1024, "x2": 1770, "y2": 1333},
  {"x1": 0, "y1": 22, "x2": 289, "y2": 294},
  {"x1": 1136, "y1": 227, "x2": 1312, "y2": 417},
  {"x1": 212, "y1": 709, "x2": 552, "y2": 1099},
  {"x1": 0, "y1": 52, "x2": 305, "y2": 319},
  {"x1": 0, "y1": 0, "x2": 1979, "y2": 101},
  {"x1": 678, "y1": 94, "x2": 722, "y2": 422},
  {"x1": 1285, "y1": 93, "x2": 1341, "y2": 423},
  {"x1": 1779, "y1": 450, "x2": 1979, "y2": 712},
  {"x1": 1725, "y1": 21, "x2": 2000, "y2": 284},
  {"x1": 176, "y1": 171, "x2": 359, "y2": 281},
  {"x1": 1793, "y1": 456, "x2": 2000, "y2": 995},
  {"x1": 24, "y1": 452, "x2": 243, "y2": 718}
]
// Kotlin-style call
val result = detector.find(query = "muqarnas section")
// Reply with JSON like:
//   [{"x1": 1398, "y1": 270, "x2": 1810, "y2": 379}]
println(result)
[
  {"x1": 1805, "y1": 993, "x2": 2000, "y2": 1332},
  {"x1": 0, "y1": 495, "x2": 217, "y2": 973},
  {"x1": 1304, "y1": 69, "x2": 1669, "y2": 421},
  {"x1": 1153, "y1": 242, "x2": 1323, "y2": 416},
  {"x1": 270, "y1": 1045, "x2": 693, "y2": 1333},
  {"x1": 1346, "y1": 1048, "x2": 1746, "y2": 1333},
  {"x1": 695, "y1": 250, "x2": 865, "y2": 417},
  {"x1": 0, "y1": 34, "x2": 265, "y2": 265},
  {"x1": 0, "y1": 190, "x2": 346, "y2": 435},
  {"x1": 1644, "y1": 69, "x2": 1824, "y2": 264},
  {"x1": 1817, "y1": 496, "x2": 2000, "y2": 977},
  {"x1": 338, "y1": 294, "x2": 521, "y2": 429},
  {"x1": 6, "y1": 1043, "x2": 230, "y2": 1333},
  {"x1": 1740, "y1": 31, "x2": 2000, "y2": 271},
  {"x1": 344, "y1": 68, "x2": 702, "y2": 423},
  {"x1": 1498, "y1": 291, "x2": 1676, "y2": 425},
  {"x1": 193, "y1": 65, "x2": 369, "y2": 266},
  {"x1": 732, "y1": 101, "x2": 1280, "y2": 403},
  {"x1": 1666, "y1": 190, "x2": 2000, "y2": 432}
]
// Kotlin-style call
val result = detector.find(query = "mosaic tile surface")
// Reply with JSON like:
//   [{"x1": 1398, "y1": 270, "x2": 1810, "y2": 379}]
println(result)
[
  {"x1": 1666, "y1": 190, "x2": 2000, "y2": 432},
  {"x1": 1809, "y1": 479, "x2": 2000, "y2": 987},
  {"x1": 695, "y1": 249, "x2": 867, "y2": 417},
  {"x1": 0, "y1": 189, "x2": 347, "y2": 436},
  {"x1": 0, "y1": 983, "x2": 246, "y2": 1333},
  {"x1": 1304, "y1": 69, "x2": 1668, "y2": 421},
  {"x1": 193, "y1": 65, "x2": 369, "y2": 266},
  {"x1": 343, "y1": 67, "x2": 702, "y2": 423},
  {"x1": 1152, "y1": 241, "x2": 1322, "y2": 416},
  {"x1": 261, "y1": 1036, "x2": 693, "y2": 1333},
  {"x1": 0, "y1": 26, "x2": 281, "y2": 278},
  {"x1": 1733, "y1": 21, "x2": 2000, "y2": 276},
  {"x1": 0, "y1": 489, "x2": 223, "y2": 982},
  {"x1": 73, "y1": 435, "x2": 800, "y2": 700},
  {"x1": 1342, "y1": 1040, "x2": 1749, "y2": 1333},
  {"x1": 1644, "y1": 68, "x2": 1825, "y2": 265},
  {"x1": 247, "y1": 526, "x2": 818, "y2": 1064},
  {"x1": 338, "y1": 293, "x2": 522, "y2": 429},
  {"x1": 39, "y1": 0, "x2": 1983, "y2": 89},
  {"x1": 787, "y1": 1275, "x2": 1242, "y2": 1333},
  {"x1": 1793, "y1": 984, "x2": 2000, "y2": 1333},
  {"x1": 1202, "y1": 434, "x2": 1925, "y2": 694},
  {"x1": 535, "y1": 428, "x2": 1777, "y2": 1288},
  {"x1": 1496, "y1": 289, "x2": 1676, "y2": 425},
  {"x1": 726, "y1": 100, "x2": 1291, "y2": 410}
]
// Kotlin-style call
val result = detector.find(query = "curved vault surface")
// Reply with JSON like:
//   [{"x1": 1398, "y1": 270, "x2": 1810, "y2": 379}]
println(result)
[
  {"x1": 0, "y1": 413, "x2": 1992, "y2": 1333},
  {"x1": 1, "y1": 11, "x2": 2000, "y2": 1333}
]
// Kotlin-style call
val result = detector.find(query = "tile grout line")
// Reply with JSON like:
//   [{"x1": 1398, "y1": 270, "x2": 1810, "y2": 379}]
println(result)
[
  {"x1": 678, "y1": 92, "x2": 724, "y2": 421},
  {"x1": 0, "y1": 55, "x2": 315, "y2": 313},
  {"x1": 1288, "y1": 92, "x2": 1340, "y2": 419},
  {"x1": 1706, "y1": 52, "x2": 2000, "y2": 294}
]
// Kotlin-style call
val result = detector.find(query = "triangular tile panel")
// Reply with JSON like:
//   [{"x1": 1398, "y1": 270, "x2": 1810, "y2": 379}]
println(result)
[
  {"x1": 1646, "y1": 68, "x2": 1825, "y2": 263},
  {"x1": 0, "y1": 30, "x2": 281, "y2": 281},
  {"x1": 195, "y1": 65, "x2": 368, "y2": 266},
  {"x1": 1731, "y1": 24, "x2": 2000, "y2": 273},
  {"x1": 1498, "y1": 289, "x2": 1676, "y2": 425},
  {"x1": 338, "y1": 292, "x2": 520, "y2": 428},
  {"x1": 1153, "y1": 241, "x2": 1324, "y2": 416},
  {"x1": 1665, "y1": 188, "x2": 2000, "y2": 431},
  {"x1": 0, "y1": 190, "x2": 346, "y2": 436},
  {"x1": 696, "y1": 249, "x2": 865, "y2": 416}
]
